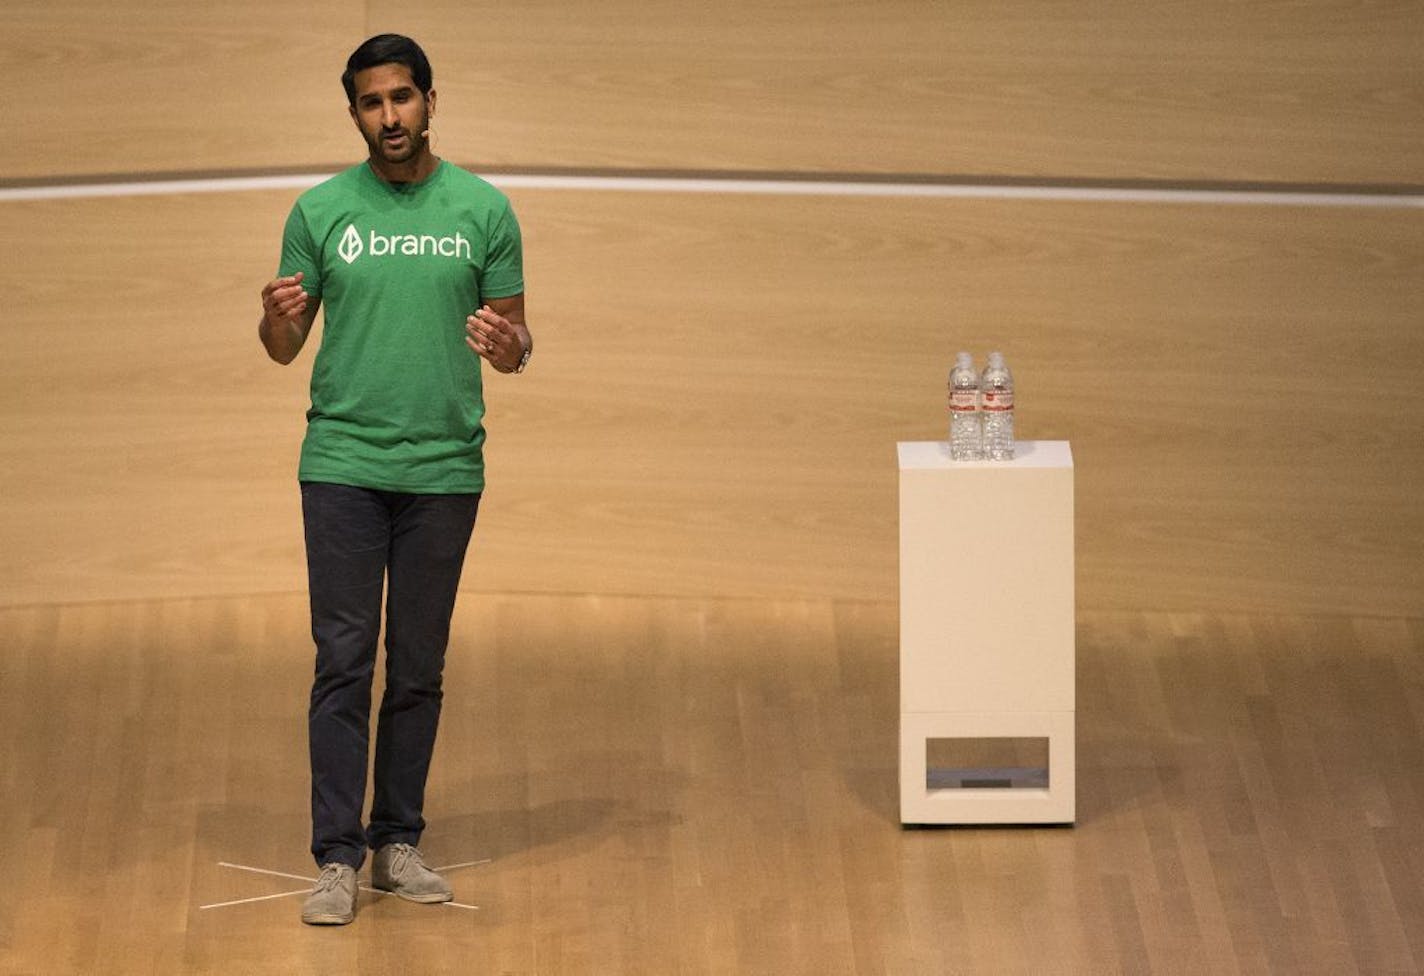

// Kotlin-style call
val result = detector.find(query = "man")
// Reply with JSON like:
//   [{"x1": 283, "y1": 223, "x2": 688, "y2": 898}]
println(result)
[{"x1": 258, "y1": 33, "x2": 532, "y2": 926}]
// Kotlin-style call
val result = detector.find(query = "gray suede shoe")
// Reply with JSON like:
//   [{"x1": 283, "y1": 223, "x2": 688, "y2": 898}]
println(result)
[
  {"x1": 371, "y1": 843, "x2": 453, "y2": 903},
  {"x1": 301, "y1": 863, "x2": 357, "y2": 925}
]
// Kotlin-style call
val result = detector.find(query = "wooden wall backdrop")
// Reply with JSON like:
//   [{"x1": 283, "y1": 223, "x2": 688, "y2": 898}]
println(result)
[
  {"x1": 4, "y1": 0, "x2": 1421, "y2": 184},
  {"x1": 1, "y1": 0, "x2": 1421, "y2": 615},
  {"x1": 2, "y1": 188, "x2": 1420, "y2": 615}
]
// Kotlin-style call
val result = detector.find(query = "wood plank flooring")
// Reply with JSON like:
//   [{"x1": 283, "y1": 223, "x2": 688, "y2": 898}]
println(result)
[{"x1": 0, "y1": 594, "x2": 1420, "y2": 974}]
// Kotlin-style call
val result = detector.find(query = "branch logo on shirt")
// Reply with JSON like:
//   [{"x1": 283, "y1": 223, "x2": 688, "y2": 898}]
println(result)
[
  {"x1": 338, "y1": 224, "x2": 364, "y2": 264},
  {"x1": 336, "y1": 222, "x2": 472, "y2": 265}
]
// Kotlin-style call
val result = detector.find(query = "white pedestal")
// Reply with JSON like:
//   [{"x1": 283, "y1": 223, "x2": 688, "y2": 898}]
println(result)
[{"x1": 898, "y1": 440, "x2": 1075, "y2": 824}]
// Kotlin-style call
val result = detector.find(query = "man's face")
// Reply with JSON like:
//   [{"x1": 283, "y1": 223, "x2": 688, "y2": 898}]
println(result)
[{"x1": 349, "y1": 63, "x2": 434, "y2": 165}]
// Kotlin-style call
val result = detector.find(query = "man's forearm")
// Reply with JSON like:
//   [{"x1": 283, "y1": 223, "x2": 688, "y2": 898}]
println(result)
[
  {"x1": 259, "y1": 313, "x2": 306, "y2": 365},
  {"x1": 259, "y1": 272, "x2": 314, "y2": 365}
]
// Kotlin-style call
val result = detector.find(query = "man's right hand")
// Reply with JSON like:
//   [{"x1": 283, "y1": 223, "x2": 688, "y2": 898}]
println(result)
[
  {"x1": 262, "y1": 271, "x2": 309, "y2": 326},
  {"x1": 259, "y1": 271, "x2": 318, "y2": 365}
]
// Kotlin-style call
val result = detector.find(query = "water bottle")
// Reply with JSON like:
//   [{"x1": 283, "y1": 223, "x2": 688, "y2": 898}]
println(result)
[
  {"x1": 981, "y1": 351, "x2": 1015, "y2": 460},
  {"x1": 947, "y1": 352, "x2": 982, "y2": 460}
]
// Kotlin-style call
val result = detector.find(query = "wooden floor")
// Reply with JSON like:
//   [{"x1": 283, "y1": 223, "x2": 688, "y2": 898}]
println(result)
[{"x1": 1, "y1": 593, "x2": 1420, "y2": 975}]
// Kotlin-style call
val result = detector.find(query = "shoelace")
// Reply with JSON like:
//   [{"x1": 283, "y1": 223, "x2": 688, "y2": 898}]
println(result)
[
  {"x1": 314, "y1": 864, "x2": 347, "y2": 892},
  {"x1": 386, "y1": 843, "x2": 424, "y2": 875}
]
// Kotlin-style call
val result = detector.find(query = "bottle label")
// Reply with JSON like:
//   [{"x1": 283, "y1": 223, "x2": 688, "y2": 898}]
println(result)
[
  {"x1": 948, "y1": 390, "x2": 977, "y2": 412},
  {"x1": 982, "y1": 390, "x2": 1014, "y2": 412}
]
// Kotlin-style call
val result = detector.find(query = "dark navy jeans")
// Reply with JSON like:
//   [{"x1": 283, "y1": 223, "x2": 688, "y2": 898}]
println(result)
[{"x1": 300, "y1": 482, "x2": 481, "y2": 869}]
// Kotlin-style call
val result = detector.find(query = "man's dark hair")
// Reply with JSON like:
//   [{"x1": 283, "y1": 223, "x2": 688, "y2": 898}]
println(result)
[{"x1": 341, "y1": 34, "x2": 433, "y2": 106}]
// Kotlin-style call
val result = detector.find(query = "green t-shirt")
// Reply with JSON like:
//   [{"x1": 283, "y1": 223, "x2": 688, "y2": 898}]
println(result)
[{"x1": 278, "y1": 160, "x2": 523, "y2": 493}]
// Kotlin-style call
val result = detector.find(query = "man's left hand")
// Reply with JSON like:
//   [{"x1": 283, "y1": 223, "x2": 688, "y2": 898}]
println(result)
[{"x1": 465, "y1": 304, "x2": 528, "y2": 373}]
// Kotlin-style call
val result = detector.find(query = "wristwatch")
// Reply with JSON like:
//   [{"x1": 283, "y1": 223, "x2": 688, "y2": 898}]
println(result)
[{"x1": 514, "y1": 340, "x2": 532, "y2": 374}]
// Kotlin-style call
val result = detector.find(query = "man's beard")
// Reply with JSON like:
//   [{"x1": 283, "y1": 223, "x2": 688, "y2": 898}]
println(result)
[{"x1": 366, "y1": 118, "x2": 427, "y2": 164}]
